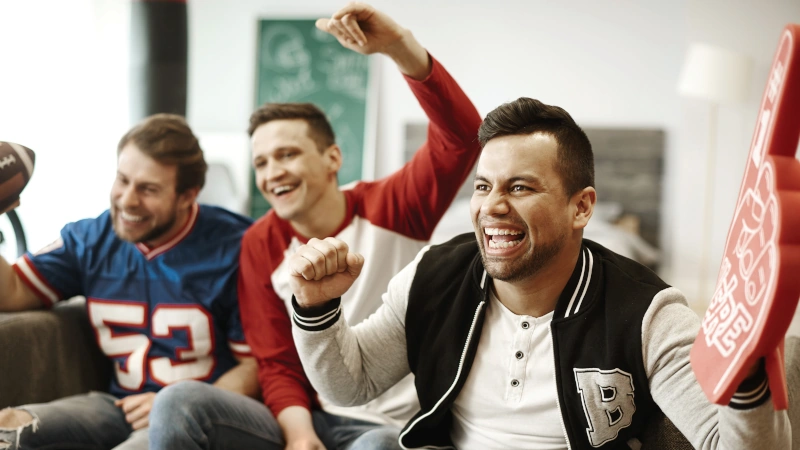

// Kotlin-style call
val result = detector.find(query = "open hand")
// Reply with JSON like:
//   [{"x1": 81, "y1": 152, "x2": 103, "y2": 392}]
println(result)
[
  {"x1": 115, "y1": 392, "x2": 156, "y2": 430},
  {"x1": 289, "y1": 237, "x2": 364, "y2": 307},
  {"x1": 316, "y1": 2, "x2": 405, "y2": 55}
]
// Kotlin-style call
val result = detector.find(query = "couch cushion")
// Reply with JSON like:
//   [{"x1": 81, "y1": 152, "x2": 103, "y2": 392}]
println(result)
[{"x1": 0, "y1": 297, "x2": 111, "y2": 408}]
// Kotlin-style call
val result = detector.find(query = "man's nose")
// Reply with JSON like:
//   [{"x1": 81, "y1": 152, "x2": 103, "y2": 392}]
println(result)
[
  {"x1": 118, "y1": 186, "x2": 139, "y2": 209},
  {"x1": 266, "y1": 159, "x2": 287, "y2": 181},
  {"x1": 481, "y1": 189, "x2": 510, "y2": 216}
]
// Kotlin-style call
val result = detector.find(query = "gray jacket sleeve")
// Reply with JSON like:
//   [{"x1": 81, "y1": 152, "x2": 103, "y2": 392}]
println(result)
[
  {"x1": 291, "y1": 246, "x2": 429, "y2": 407},
  {"x1": 642, "y1": 287, "x2": 790, "y2": 449}
]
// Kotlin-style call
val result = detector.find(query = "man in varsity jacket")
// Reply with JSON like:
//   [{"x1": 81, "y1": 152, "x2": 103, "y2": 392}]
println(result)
[{"x1": 287, "y1": 97, "x2": 790, "y2": 449}]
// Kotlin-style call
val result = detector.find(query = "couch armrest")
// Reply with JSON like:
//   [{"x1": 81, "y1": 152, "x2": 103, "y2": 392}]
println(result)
[
  {"x1": 640, "y1": 409, "x2": 691, "y2": 450},
  {"x1": 641, "y1": 336, "x2": 800, "y2": 449},
  {"x1": 0, "y1": 297, "x2": 111, "y2": 408}
]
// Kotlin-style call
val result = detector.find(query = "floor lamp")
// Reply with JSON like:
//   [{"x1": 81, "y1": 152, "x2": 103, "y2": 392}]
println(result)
[{"x1": 676, "y1": 43, "x2": 753, "y2": 302}]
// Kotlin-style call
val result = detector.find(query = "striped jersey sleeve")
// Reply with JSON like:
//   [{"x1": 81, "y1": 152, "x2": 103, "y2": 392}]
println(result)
[{"x1": 13, "y1": 223, "x2": 86, "y2": 306}]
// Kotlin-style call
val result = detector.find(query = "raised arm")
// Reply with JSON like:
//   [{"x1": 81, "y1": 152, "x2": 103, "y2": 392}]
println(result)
[
  {"x1": 315, "y1": 2, "x2": 431, "y2": 80},
  {"x1": 318, "y1": 3, "x2": 483, "y2": 241},
  {"x1": 289, "y1": 237, "x2": 417, "y2": 407},
  {"x1": 0, "y1": 200, "x2": 68, "y2": 312},
  {"x1": 0, "y1": 254, "x2": 44, "y2": 311},
  {"x1": 642, "y1": 288, "x2": 790, "y2": 449},
  {"x1": 0, "y1": 203, "x2": 42, "y2": 311}
]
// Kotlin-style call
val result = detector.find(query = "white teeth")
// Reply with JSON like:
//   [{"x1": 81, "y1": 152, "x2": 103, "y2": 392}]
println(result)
[
  {"x1": 272, "y1": 185, "x2": 296, "y2": 195},
  {"x1": 485, "y1": 226, "x2": 524, "y2": 249},
  {"x1": 488, "y1": 239, "x2": 523, "y2": 249},
  {"x1": 484, "y1": 227, "x2": 523, "y2": 236},
  {"x1": 121, "y1": 211, "x2": 144, "y2": 222}
]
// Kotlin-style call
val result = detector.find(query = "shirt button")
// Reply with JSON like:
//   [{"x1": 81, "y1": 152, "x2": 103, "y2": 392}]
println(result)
[
  {"x1": 511, "y1": 379, "x2": 520, "y2": 387},
  {"x1": 521, "y1": 321, "x2": 530, "y2": 329},
  {"x1": 515, "y1": 351, "x2": 524, "y2": 359}
]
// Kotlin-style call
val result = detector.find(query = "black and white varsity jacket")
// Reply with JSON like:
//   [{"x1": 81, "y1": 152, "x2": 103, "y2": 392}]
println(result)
[{"x1": 292, "y1": 233, "x2": 784, "y2": 450}]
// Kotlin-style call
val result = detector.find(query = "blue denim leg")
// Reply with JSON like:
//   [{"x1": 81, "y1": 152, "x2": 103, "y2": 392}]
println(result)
[
  {"x1": 323, "y1": 414, "x2": 402, "y2": 450},
  {"x1": 0, "y1": 391, "x2": 132, "y2": 450},
  {"x1": 148, "y1": 380, "x2": 401, "y2": 450},
  {"x1": 341, "y1": 426, "x2": 402, "y2": 450},
  {"x1": 148, "y1": 380, "x2": 289, "y2": 450}
]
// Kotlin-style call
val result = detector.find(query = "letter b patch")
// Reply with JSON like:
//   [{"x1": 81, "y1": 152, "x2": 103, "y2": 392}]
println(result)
[{"x1": 574, "y1": 368, "x2": 636, "y2": 447}]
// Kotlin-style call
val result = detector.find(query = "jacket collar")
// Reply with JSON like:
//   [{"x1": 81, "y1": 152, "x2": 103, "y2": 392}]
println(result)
[
  {"x1": 470, "y1": 241, "x2": 601, "y2": 320},
  {"x1": 553, "y1": 244, "x2": 600, "y2": 319}
]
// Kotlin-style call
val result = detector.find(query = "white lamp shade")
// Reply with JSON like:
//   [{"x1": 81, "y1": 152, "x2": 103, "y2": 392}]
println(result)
[{"x1": 677, "y1": 43, "x2": 753, "y2": 104}]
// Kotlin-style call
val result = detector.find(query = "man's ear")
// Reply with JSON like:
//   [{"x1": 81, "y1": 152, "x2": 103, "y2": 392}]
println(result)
[
  {"x1": 324, "y1": 144, "x2": 343, "y2": 174},
  {"x1": 177, "y1": 186, "x2": 200, "y2": 210},
  {"x1": 572, "y1": 187, "x2": 596, "y2": 230}
]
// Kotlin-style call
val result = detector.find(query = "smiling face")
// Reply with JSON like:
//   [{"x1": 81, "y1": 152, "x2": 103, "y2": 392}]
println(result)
[
  {"x1": 471, "y1": 132, "x2": 588, "y2": 282},
  {"x1": 110, "y1": 144, "x2": 196, "y2": 245},
  {"x1": 251, "y1": 119, "x2": 341, "y2": 225}
]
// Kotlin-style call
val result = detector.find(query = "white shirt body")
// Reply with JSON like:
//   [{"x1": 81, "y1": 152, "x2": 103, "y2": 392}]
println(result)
[{"x1": 451, "y1": 292, "x2": 567, "y2": 449}]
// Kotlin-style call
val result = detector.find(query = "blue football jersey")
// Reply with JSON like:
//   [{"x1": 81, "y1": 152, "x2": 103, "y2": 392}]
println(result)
[{"x1": 14, "y1": 203, "x2": 254, "y2": 397}]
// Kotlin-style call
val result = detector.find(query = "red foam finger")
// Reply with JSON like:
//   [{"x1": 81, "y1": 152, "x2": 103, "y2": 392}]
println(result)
[{"x1": 691, "y1": 24, "x2": 800, "y2": 409}]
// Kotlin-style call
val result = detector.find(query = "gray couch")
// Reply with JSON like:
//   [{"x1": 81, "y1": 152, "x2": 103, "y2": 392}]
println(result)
[
  {"x1": 0, "y1": 298, "x2": 797, "y2": 449},
  {"x1": 0, "y1": 297, "x2": 110, "y2": 408}
]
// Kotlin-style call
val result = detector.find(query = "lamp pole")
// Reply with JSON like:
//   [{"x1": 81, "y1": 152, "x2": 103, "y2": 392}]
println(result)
[
  {"x1": 676, "y1": 42, "x2": 752, "y2": 307},
  {"x1": 697, "y1": 102, "x2": 718, "y2": 302}
]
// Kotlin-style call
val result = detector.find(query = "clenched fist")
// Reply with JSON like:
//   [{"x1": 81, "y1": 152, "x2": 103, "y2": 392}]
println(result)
[{"x1": 289, "y1": 237, "x2": 365, "y2": 308}]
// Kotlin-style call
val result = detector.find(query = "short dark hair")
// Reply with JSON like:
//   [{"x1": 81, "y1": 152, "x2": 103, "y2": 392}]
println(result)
[
  {"x1": 117, "y1": 114, "x2": 207, "y2": 193},
  {"x1": 478, "y1": 97, "x2": 594, "y2": 196},
  {"x1": 248, "y1": 103, "x2": 335, "y2": 152}
]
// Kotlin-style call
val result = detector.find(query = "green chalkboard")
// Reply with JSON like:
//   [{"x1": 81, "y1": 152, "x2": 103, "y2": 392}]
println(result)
[{"x1": 249, "y1": 19, "x2": 372, "y2": 219}]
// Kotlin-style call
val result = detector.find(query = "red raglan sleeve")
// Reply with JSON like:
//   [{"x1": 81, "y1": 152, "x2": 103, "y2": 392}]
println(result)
[
  {"x1": 356, "y1": 54, "x2": 483, "y2": 240},
  {"x1": 237, "y1": 221, "x2": 318, "y2": 416}
]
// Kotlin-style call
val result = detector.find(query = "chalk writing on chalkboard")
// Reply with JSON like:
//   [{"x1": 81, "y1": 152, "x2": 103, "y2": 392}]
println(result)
[{"x1": 250, "y1": 19, "x2": 373, "y2": 219}]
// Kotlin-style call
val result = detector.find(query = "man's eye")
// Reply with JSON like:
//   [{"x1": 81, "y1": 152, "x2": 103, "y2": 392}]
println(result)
[
  {"x1": 475, "y1": 184, "x2": 489, "y2": 191},
  {"x1": 511, "y1": 185, "x2": 528, "y2": 192}
]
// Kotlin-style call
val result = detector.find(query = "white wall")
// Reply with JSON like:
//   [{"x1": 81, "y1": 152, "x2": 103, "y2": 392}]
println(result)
[
  {"x1": 186, "y1": 0, "x2": 800, "y2": 310},
  {"x1": 672, "y1": 0, "x2": 800, "y2": 308},
  {"x1": 3, "y1": 0, "x2": 799, "y2": 313},
  {"x1": 0, "y1": 0, "x2": 129, "y2": 252}
]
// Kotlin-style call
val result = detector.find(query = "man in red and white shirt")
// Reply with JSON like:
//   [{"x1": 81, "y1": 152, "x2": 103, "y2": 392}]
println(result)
[{"x1": 147, "y1": 3, "x2": 482, "y2": 450}]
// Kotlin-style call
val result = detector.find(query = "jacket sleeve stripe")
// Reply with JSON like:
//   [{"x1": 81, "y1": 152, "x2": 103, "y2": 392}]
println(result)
[
  {"x1": 292, "y1": 297, "x2": 342, "y2": 331},
  {"x1": 729, "y1": 361, "x2": 771, "y2": 410}
]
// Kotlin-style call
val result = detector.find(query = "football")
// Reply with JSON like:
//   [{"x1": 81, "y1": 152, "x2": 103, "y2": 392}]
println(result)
[{"x1": 0, "y1": 141, "x2": 35, "y2": 212}]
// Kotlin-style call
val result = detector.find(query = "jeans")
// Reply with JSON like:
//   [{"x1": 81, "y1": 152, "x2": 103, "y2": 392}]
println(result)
[
  {"x1": 148, "y1": 380, "x2": 402, "y2": 450},
  {"x1": 0, "y1": 392, "x2": 148, "y2": 450}
]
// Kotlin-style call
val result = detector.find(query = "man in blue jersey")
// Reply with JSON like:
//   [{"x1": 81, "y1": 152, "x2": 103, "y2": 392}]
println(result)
[{"x1": 0, "y1": 114, "x2": 259, "y2": 450}]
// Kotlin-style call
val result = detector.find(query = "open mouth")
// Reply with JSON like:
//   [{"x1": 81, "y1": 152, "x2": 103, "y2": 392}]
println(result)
[
  {"x1": 484, "y1": 227, "x2": 525, "y2": 249},
  {"x1": 271, "y1": 184, "x2": 298, "y2": 197}
]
